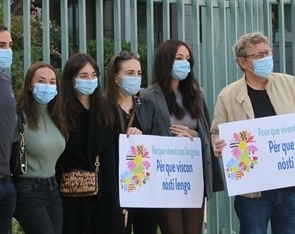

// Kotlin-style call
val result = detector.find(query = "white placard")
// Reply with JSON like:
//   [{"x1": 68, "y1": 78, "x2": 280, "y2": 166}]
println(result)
[
  {"x1": 219, "y1": 113, "x2": 295, "y2": 196},
  {"x1": 119, "y1": 134, "x2": 203, "y2": 208}
]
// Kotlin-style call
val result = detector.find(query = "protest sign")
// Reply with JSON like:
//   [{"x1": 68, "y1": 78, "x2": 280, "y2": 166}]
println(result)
[
  {"x1": 219, "y1": 113, "x2": 295, "y2": 196},
  {"x1": 119, "y1": 134, "x2": 203, "y2": 208}
]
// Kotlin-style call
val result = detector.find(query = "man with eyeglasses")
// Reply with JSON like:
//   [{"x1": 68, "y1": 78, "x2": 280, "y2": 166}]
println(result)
[
  {"x1": 0, "y1": 24, "x2": 16, "y2": 234},
  {"x1": 211, "y1": 32, "x2": 295, "y2": 234}
]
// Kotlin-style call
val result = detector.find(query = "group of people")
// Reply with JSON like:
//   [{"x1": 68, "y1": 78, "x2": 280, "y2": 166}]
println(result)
[{"x1": 1, "y1": 22, "x2": 295, "y2": 234}]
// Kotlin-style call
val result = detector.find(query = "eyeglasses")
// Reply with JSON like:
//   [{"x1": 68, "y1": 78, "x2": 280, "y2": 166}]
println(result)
[
  {"x1": 117, "y1": 50, "x2": 140, "y2": 59},
  {"x1": 244, "y1": 49, "x2": 273, "y2": 59}
]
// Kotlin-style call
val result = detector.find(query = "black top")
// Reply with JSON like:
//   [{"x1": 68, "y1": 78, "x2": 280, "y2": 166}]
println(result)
[
  {"x1": 56, "y1": 99, "x2": 125, "y2": 233},
  {"x1": 120, "y1": 106, "x2": 141, "y2": 132},
  {"x1": 247, "y1": 85, "x2": 276, "y2": 118},
  {"x1": 0, "y1": 71, "x2": 16, "y2": 175}
]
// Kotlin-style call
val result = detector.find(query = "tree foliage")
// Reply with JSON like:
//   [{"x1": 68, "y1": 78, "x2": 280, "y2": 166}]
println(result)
[{"x1": 1, "y1": 1, "x2": 149, "y2": 94}]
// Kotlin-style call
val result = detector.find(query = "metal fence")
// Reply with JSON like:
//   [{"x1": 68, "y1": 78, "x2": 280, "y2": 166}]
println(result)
[{"x1": 2, "y1": 0, "x2": 295, "y2": 233}]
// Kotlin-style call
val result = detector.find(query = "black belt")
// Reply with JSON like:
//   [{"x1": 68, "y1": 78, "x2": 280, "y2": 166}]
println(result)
[
  {"x1": 0, "y1": 173, "x2": 10, "y2": 179},
  {"x1": 13, "y1": 175, "x2": 57, "y2": 185}
]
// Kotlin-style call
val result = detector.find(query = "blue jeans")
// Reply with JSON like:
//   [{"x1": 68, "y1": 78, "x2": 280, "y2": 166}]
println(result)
[
  {"x1": 234, "y1": 189, "x2": 295, "y2": 234},
  {"x1": 0, "y1": 176, "x2": 16, "y2": 234},
  {"x1": 13, "y1": 176, "x2": 63, "y2": 234}
]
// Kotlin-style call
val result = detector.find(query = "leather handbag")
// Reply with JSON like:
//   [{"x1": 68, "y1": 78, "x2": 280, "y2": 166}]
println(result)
[
  {"x1": 60, "y1": 155, "x2": 100, "y2": 197},
  {"x1": 10, "y1": 110, "x2": 27, "y2": 175}
]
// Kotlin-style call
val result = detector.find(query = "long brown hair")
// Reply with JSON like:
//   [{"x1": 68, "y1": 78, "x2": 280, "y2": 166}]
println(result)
[
  {"x1": 60, "y1": 53, "x2": 115, "y2": 130},
  {"x1": 153, "y1": 39, "x2": 202, "y2": 119},
  {"x1": 17, "y1": 62, "x2": 69, "y2": 140},
  {"x1": 105, "y1": 52, "x2": 141, "y2": 131}
]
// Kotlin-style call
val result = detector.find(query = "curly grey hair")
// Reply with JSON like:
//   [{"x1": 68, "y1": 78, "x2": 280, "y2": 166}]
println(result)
[{"x1": 233, "y1": 32, "x2": 269, "y2": 58}]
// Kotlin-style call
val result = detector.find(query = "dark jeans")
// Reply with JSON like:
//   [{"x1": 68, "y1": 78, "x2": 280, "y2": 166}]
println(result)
[
  {"x1": 13, "y1": 176, "x2": 63, "y2": 234},
  {"x1": 0, "y1": 176, "x2": 16, "y2": 234},
  {"x1": 235, "y1": 189, "x2": 295, "y2": 234},
  {"x1": 126, "y1": 208, "x2": 159, "y2": 234}
]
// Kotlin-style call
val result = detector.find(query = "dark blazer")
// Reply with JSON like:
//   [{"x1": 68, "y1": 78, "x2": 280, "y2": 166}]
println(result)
[
  {"x1": 135, "y1": 97, "x2": 161, "y2": 135},
  {"x1": 140, "y1": 84, "x2": 224, "y2": 200}
]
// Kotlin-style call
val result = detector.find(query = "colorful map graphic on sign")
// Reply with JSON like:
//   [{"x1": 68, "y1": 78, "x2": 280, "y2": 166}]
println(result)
[
  {"x1": 120, "y1": 144, "x2": 151, "y2": 192},
  {"x1": 225, "y1": 130, "x2": 259, "y2": 180}
]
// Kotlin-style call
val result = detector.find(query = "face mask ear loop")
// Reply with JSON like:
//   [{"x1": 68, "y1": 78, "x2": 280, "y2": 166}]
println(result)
[
  {"x1": 245, "y1": 67, "x2": 254, "y2": 74},
  {"x1": 116, "y1": 74, "x2": 124, "y2": 87},
  {"x1": 240, "y1": 57, "x2": 263, "y2": 76}
]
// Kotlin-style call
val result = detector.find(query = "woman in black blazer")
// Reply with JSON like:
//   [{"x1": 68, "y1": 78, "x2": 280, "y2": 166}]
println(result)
[{"x1": 104, "y1": 51, "x2": 161, "y2": 234}]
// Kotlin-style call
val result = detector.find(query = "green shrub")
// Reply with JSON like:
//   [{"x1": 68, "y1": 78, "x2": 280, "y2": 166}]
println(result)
[
  {"x1": 0, "y1": 1, "x2": 65, "y2": 93},
  {"x1": 11, "y1": 218, "x2": 24, "y2": 234},
  {"x1": 2, "y1": 1, "x2": 149, "y2": 93}
]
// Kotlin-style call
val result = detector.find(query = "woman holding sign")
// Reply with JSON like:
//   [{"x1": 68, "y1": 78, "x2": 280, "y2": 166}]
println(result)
[
  {"x1": 141, "y1": 39, "x2": 224, "y2": 234},
  {"x1": 105, "y1": 51, "x2": 161, "y2": 234}
]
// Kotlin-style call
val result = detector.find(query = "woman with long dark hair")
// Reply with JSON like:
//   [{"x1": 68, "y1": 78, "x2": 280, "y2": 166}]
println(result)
[
  {"x1": 57, "y1": 53, "x2": 126, "y2": 234},
  {"x1": 141, "y1": 39, "x2": 224, "y2": 234}
]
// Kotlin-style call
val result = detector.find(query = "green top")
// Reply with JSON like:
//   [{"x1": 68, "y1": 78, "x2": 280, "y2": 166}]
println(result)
[{"x1": 13, "y1": 104, "x2": 65, "y2": 178}]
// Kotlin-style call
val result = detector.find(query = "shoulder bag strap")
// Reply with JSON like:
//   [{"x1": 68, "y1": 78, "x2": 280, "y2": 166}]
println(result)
[
  {"x1": 16, "y1": 109, "x2": 27, "y2": 174},
  {"x1": 16, "y1": 109, "x2": 25, "y2": 134},
  {"x1": 125, "y1": 95, "x2": 141, "y2": 133},
  {"x1": 125, "y1": 106, "x2": 137, "y2": 132}
]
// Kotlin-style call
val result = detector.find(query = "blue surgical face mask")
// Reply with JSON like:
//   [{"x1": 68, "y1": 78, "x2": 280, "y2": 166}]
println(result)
[
  {"x1": 117, "y1": 76, "x2": 141, "y2": 96},
  {"x1": 0, "y1": 48, "x2": 13, "y2": 69},
  {"x1": 252, "y1": 56, "x2": 273, "y2": 78},
  {"x1": 74, "y1": 78, "x2": 98, "y2": 95},
  {"x1": 32, "y1": 83, "x2": 58, "y2": 105},
  {"x1": 171, "y1": 60, "x2": 191, "y2": 81}
]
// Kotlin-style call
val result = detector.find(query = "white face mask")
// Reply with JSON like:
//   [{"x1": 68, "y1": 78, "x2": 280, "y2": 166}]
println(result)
[
  {"x1": 246, "y1": 56, "x2": 274, "y2": 78},
  {"x1": 0, "y1": 48, "x2": 13, "y2": 69},
  {"x1": 117, "y1": 75, "x2": 142, "y2": 96},
  {"x1": 252, "y1": 56, "x2": 273, "y2": 78},
  {"x1": 171, "y1": 60, "x2": 191, "y2": 81},
  {"x1": 32, "y1": 83, "x2": 58, "y2": 105},
  {"x1": 74, "y1": 78, "x2": 98, "y2": 95}
]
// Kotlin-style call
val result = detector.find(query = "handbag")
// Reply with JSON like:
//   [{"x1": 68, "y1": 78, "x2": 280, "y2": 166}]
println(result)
[
  {"x1": 10, "y1": 110, "x2": 27, "y2": 175},
  {"x1": 60, "y1": 155, "x2": 100, "y2": 197}
]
